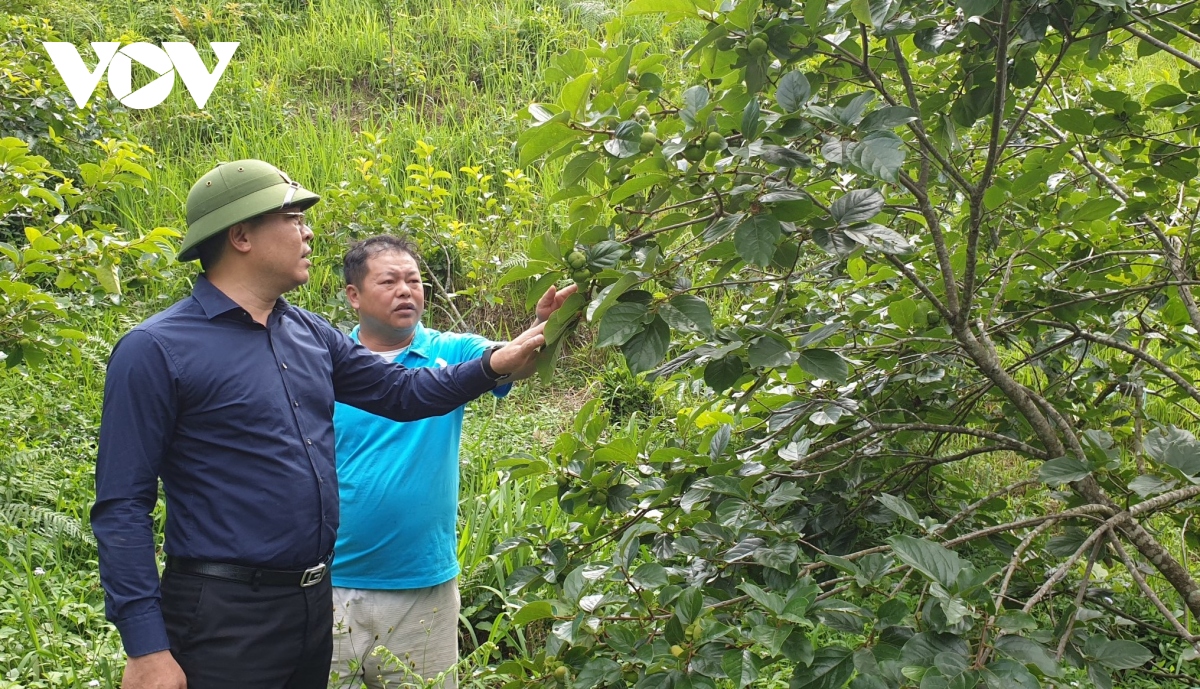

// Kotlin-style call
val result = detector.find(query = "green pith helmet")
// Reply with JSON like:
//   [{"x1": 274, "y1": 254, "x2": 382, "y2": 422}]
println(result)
[{"x1": 178, "y1": 160, "x2": 320, "y2": 262}]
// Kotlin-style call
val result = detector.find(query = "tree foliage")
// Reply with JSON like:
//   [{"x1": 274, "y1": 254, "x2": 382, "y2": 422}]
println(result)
[
  {"x1": 495, "y1": 0, "x2": 1200, "y2": 685},
  {"x1": 0, "y1": 17, "x2": 178, "y2": 366}
]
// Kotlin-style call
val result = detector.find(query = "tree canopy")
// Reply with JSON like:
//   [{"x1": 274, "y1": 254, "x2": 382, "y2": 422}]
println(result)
[{"x1": 497, "y1": 0, "x2": 1200, "y2": 685}]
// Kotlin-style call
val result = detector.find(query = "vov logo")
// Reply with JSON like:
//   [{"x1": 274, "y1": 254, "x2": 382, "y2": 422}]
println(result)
[{"x1": 42, "y1": 42, "x2": 239, "y2": 110}]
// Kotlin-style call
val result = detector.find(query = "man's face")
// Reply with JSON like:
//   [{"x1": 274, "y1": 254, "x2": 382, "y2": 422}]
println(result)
[
  {"x1": 247, "y1": 210, "x2": 313, "y2": 290},
  {"x1": 346, "y1": 250, "x2": 425, "y2": 339}
]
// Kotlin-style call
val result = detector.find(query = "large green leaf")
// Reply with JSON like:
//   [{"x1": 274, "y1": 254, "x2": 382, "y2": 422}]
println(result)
[
  {"x1": 605, "y1": 120, "x2": 645, "y2": 159},
  {"x1": 1093, "y1": 640, "x2": 1152, "y2": 670},
  {"x1": 544, "y1": 292, "x2": 585, "y2": 344},
  {"x1": 860, "y1": 106, "x2": 919, "y2": 132},
  {"x1": 888, "y1": 535, "x2": 965, "y2": 589},
  {"x1": 776, "y1": 72, "x2": 811, "y2": 112},
  {"x1": 734, "y1": 214, "x2": 782, "y2": 266},
  {"x1": 789, "y1": 647, "x2": 854, "y2": 689},
  {"x1": 848, "y1": 132, "x2": 906, "y2": 182},
  {"x1": 1051, "y1": 108, "x2": 1093, "y2": 135},
  {"x1": 1038, "y1": 457, "x2": 1092, "y2": 485},
  {"x1": 797, "y1": 349, "x2": 849, "y2": 382},
  {"x1": 622, "y1": 315, "x2": 670, "y2": 373},
  {"x1": 829, "y1": 188, "x2": 885, "y2": 225},
  {"x1": 597, "y1": 302, "x2": 650, "y2": 347},
  {"x1": 513, "y1": 601, "x2": 555, "y2": 625},
  {"x1": 669, "y1": 294, "x2": 716, "y2": 336}
]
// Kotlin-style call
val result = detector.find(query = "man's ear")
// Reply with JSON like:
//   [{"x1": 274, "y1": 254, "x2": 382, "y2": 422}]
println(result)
[
  {"x1": 227, "y1": 221, "x2": 255, "y2": 256},
  {"x1": 345, "y1": 283, "x2": 361, "y2": 310}
]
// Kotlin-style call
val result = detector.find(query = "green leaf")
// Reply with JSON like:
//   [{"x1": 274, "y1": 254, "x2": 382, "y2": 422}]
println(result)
[
  {"x1": 829, "y1": 188, "x2": 885, "y2": 225},
  {"x1": 1093, "y1": 640, "x2": 1152, "y2": 670},
  {"x1": 588, "y1": 273, "x2": 639, "y2": 323},
  {"x1": 536, "y1": 336, "x2": 565, "y2": 384},
  {"x1": 734, "y1": 214, "x2": 782, "y2": 266},
  {"x1": 1146, "y1": 83, "x2": 1186, "y2": 108},
  {"x1": 1051, "y1": 109, "x2": 1093, "y2": 135},
  {"x1": 875, "y1": 493, "x2": 920, "y2": 524},
  {"x1": 790, "y1": 647, "x2": 854, "y2": 689},
  {"x1": 563, "y1": 151, "x2": 600, "y2": 188},
  {"x1": 669, "y1": 295, "x2": 715, "y2": 337},
  {"x1": 605, "y1": 121, "x2": 645, "y2": 159},
  {"x1": 888, "y1": 535, "x2": 965, "y2": 589},
  {"x1": 622, "y1": 315, "x2": 671, "y2": 374},
  {"x1": 630, "y1": 562, "x2": 669, "y2": 588},
  {"x1": 598, "y1": 302, "x2": 650, "y2": 347},
  {"x1": 519, "y1": 119, "x2": 583, "y2": 166},
  {"x1": 1070, "y1": 198, "x2": 1121, "y2": 222},
  {"x1": 842, "y1": 223, "x2": 911, "y2": 254},
  {"x1": 1144, "y1": 426, "x2": 1200, "y2": 477},
  {"x1": 705, "y1": 356, "x2": 744, "y2": 391},
  {"x1": 94, "y1": 260, "x2": 120, "y2": 295},
  {"x1": 797, "y1": 349, "x2": 848, "y2": 382},
  {"x1": 742, "y1": 98, "x2": 761, "y2": 140},
  {"x1": 848, "y1": 131, "x2": 905, "y2": 182},
  {"x1": 860, "y1": 106, "x2": 919, "y2": 132},
  {"x1": 1128, "y1": 474, "x2": 1175, "y2": 498},
  {"x1": 984, "y1": 659, "x2": 1039, "y2": 689},
  {"x1": 544, "y1": 292, "x2": 585, "y2": 344},
  {"x1": 776, "y1": 72, "x2": 812, "y2": 112},
  {"x1": 559, "y1": 73, "x2": 594, "y2": 119},
  {"x1": 611, "y1": 173, "x2": 667, "y2": 204},
  {"x1": 890, "y1": 298, "x2": 917, "y2": 330},
  {"x1": 723, "y1": 650, "x2": 759, "y2": 688},
  {"x1": 1039, "y1": 457, "x2": 1092, "y2": 485},
  {"x1": 957, "y1": 0, "x2": 997, "y2": 16},
  {"x1": 994, "y1": 636, "x2": 1060, "y2": 677},
  {"x1": 624, "y1": 0, "x2": 696, "y2": 14},
  {"x1": 759, "y1": 145, "x2": 812, "y2": 168},
  {"x1": 513, "y1": 601, "x2": 555, "y2": 625},
  {"x1": 680, "y1": 85, "x2": 710, "y2": 128},
  {"x1": 575, "y1": 658, "x2": 622, "y2": 689},
  {"x1": 749, "y1": 334, "x2": 794, "y2": 368}
]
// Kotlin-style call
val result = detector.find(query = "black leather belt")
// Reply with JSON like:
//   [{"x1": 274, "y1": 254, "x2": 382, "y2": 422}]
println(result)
[{"x1": 166, "y1": 551, "x2": 332, "y2": 588}]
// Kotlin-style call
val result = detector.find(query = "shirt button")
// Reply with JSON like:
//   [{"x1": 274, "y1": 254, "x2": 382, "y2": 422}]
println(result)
[
  {"x1": 306, "y1": 438, "x2": 313, "y2": 445},
  {"x1": 281, "y1": 363, "x2": 288, "y2": 370},
  {"x1": 293, "y1": 400, "x2": 299, "y2": 407}
]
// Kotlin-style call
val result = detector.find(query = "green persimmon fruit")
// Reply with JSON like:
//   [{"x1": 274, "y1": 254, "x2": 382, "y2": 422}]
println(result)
[
  {"x1": 704, "y1": 131, "x2": 725, "y2": 151},
  {"x1": 683, "y1": 144, "x2": 705, "y2": 162},
  {"x1": 640, "y1": 131, "x2": 657, "y2": 153},
  {"x1": 567, "y1": 250, "x2": 588, "y2": 270},
  {"x1": 748, "y1": 37, "x2": 768, "y2": 56}
]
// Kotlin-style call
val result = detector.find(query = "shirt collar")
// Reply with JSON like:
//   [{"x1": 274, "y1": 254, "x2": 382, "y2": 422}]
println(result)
[
  {"x1": 192, "y1": 275, "x2": 290, "y2": 321},
  {"x1": 350, "y1": 322, "x2": 431, "y2": 360}
]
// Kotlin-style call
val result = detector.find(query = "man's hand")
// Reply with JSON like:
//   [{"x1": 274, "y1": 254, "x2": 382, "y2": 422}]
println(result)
[
  {"x1": 487, "y1": 321, "x2": 548, "y2": 381},
  {"x1": 534, "y1": 283, "x2": 579, "y2": 324},
  {"x1": 123, "y1": 650, "x2": 186, "y2": 689}
]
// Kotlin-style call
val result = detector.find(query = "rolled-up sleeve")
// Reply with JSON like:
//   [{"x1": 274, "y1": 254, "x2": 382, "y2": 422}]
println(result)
[
  {"x1": 323, "y1": 323, "x2": 496, "y2": 419},
  {"x1": 92, "y1": 330, "x2": 178, "y2": 657}
]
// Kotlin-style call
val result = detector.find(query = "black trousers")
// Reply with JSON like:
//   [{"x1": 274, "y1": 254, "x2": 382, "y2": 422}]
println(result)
[{"x1": 161, "y1": 568, "x2": 332, "y2": 689}]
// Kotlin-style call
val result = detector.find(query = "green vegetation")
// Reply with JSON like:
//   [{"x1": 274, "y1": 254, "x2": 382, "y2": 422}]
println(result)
[{"x1": 3, "y1": 0, "x2": 1200, "y2": 686}]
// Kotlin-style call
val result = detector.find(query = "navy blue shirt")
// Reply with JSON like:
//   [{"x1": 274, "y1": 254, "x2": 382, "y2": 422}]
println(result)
[{"x1": 92, "y1": 276, "x2": 497, "y2": 657}]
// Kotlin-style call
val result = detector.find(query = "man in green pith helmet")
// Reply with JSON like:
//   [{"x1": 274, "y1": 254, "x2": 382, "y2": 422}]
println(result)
[{"x1": 92, "y1": 160, "x2": 563, "y2": 689}]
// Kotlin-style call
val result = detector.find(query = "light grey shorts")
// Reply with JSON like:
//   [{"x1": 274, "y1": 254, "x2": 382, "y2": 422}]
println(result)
[{"x1": 330, "y1": 579, "x2": 460, "y2": 689}]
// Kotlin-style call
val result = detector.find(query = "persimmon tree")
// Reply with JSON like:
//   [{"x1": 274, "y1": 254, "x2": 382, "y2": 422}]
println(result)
[{"x1": 489, "y1": 0, "x2": 1200, "y2": 685}]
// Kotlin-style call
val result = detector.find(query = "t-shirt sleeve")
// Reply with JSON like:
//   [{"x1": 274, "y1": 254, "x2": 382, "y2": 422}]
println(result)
[{"x1": 458, "y1": 333, "x2": 512, "y2": 399}]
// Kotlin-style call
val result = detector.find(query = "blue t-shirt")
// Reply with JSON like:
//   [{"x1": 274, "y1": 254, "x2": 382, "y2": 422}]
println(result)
[{"x1": 331, "y1": 323, "x2": 510, "y2": 589}]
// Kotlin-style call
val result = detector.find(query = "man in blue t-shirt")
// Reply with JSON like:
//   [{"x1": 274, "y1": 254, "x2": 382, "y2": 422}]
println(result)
[{"x1": 329, "y1": 236, "x2": 575, "y2": 688}]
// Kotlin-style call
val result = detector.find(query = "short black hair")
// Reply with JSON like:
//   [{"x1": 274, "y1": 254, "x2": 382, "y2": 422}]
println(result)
[
  {"x1": 195, "y1": 229, "x2": 229, "y2": 272},
  {"x1": 343, "y1": 235, "x2": 421, "y2": 288}
]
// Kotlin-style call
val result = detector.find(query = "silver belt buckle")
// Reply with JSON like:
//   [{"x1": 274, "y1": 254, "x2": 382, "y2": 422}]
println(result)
[{"x1": 300, "y1": 562, "x2": 326, "y2": 587}]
